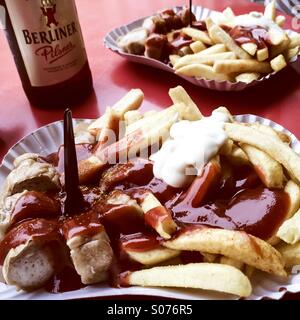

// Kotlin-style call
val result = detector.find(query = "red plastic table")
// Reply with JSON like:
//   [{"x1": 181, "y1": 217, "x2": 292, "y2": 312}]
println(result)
[{"x1": 0, "y1": 0, "x2": 299, "y2": 300}]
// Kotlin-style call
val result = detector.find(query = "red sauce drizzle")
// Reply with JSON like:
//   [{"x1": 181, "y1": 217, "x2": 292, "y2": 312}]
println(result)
[
  {"x1": 10, "y1": 191, "x2": 61, "y2": 226},
  {"x1": 168, "y1": 161, "x2": 290, "y2": 240},
  {"x1": 0, "y1": 219, "x2": 60, "y2": 265},
  {"x1": 120, "y1": 232, "x2": 161, "y2": 252},
  {"x1": 222, "y1": 25, "x2": 270, "y2": 49}
]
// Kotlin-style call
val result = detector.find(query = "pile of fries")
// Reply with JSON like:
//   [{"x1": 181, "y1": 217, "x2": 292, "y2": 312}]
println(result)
[
  {"x1": 118, "y1": 1, "x2": 300, "y2": 84},
  {"x1": 76, "y1": 86, "x2": 300, "y2": 298},
  {"x1": 2, "y1": 85, "x2": 300, "y2": 298},
  {"x1": 172, "y1": 2, "x2": 300, "y2": 83}
]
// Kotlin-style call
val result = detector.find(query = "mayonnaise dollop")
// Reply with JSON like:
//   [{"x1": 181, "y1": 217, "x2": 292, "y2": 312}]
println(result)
[
  {"x1": 150, "y1": 111, "x2": 229, "y2": 188},
  {"x1": 212, "y1": 11, "x2": 285, "y2": 38},
  {"x1": 234, "y1": 13, "x2": 284, "y2": 34}
]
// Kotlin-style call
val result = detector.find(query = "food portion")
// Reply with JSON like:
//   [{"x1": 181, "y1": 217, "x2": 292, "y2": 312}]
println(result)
[
  {"x1": 117, "y1": 2, "x2": 300, "y2": 83},
  {"x1": 1, "y1": 86, "x2": 300, "y2": 298}
]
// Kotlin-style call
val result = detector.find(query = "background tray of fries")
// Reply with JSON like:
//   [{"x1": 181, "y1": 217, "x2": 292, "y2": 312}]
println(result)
[
  {"x1": 1, "y1": 113, "x2": 300, "y2": 300},
  {"x1": 104, "y1": 5, "x2": 300, "y2": 92}
]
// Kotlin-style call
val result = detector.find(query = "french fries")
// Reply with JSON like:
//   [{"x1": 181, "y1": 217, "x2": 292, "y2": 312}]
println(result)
[
  {"x1": 213, "y1": 60, "x2": 272, "y2": 74},
  {"x1": 3, "y1": 86, "x2": 300, "y2": 299},
  {"x1": 118, "y1": 6, "x2": 300, "y2": 84},
  {"x1": 235, "y1": 73, "x2": 260, "y2": 83},
  {"x1": 264, "y1": 0, "x2": 276, "y2": 22},
  {"x1": 88, "y1": 89, "x2": 144, "y2": 136},
  {"x1": 182, "y1": 27, "x2": 213, "y2": 45},
  {"x1": 240, "y1": 144, "x2": 284, "y2": 189},
  {"x1": 270, "y1": 54, "x2": 287, "y2": 72},
  {"x1": 174, "y1": 52, "x2": 236, "y2": 69},
  {"x1": 176, "y1": 64, "x2": 233, "y2": 82},
  {"x1": 207, "y1": 23, "x2": 251, "y2": 60},
  {"x1": 120, "y1": 263, "x2": 252, "y2": 297},
  {"x1": 164, "y1": 227, "x2": 286, "y2": 277},
  {"x1": 278, "y1": 242, "x2": 300, "y2": 268},
  {"x1": 124, "y1": 247, "x2": 180, "y2": 266},
  {"x1": 168, "y1": 86, "x2": 202, "y2": 120},
  {"x1": 225, "y1": 123, "x2": 300, "y2": 184},
  {"x1": 139, "y1": 192, "x2": 177, "y2": 239},
  {"x1": 190, "y1": 41, "x2": 206, "y2": 53}
]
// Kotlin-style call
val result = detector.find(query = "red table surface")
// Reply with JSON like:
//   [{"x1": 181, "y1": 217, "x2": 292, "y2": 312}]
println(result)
[{"x1": 0, "y1": 0, "x2": 299, "y2": 300}]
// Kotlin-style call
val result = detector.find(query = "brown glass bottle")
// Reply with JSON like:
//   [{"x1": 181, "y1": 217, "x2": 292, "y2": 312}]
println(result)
[{"x1": 0, "y1": 0, "x2": 93, "y2": 108}]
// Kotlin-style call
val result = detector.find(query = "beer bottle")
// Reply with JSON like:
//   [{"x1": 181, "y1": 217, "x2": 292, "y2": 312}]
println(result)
[{"x1": 0, "y1": 0, "x2": 93, "y2": 108}]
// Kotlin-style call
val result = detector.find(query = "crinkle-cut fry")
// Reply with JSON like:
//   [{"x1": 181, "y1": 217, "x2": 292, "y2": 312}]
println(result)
[
  {"x1": 278, "y1": 242, "x2": 300, "y2": 268},
  {"x1": 197, "y1": 43, "x2": 227, "y2": 55},
  {"x1": 240, "y1": 144, "x2": 284, "y2": 189},
  {"x1": 214, "y1": 60, "x2": 272, "y2": 74},
  {"x1": 124, "y1": 247, "x2": 180, "y2": 266},
  {"x1": 168, "y1": 86, "x2": 202, "y2": 120},
  {"x1": 289, "y1": 34, "x2": 300, "y2": 48},
  {"x1": 182, "y1": 27, "x2": 213, "y2": 45},
  {"x1": 257, "y1": 47, "x2": 269, "y2": 62},
  {"x1": 88, "y1": 89, "x2": 144, "y2": 135},
  {"x1": 235, "y1": 73, "x2": 260, "y2": 83},
  {"x1": 277, "y1": 208, "x2": 300, "y2": 245},
  {"x1": 226, "y1": 145, "x2": 249, "y2": 166},
  {"x1": 270, "y1": 54, "x2": 287, "y2": 72},
  {"x1": 176, "y1": 64, "x2": 233, "y2": 82},
  {"x1": 174, "y1": 52, "x2": 236, "y2": 69},
  {"x1": 220, "y1": 256, "x2": 244, "y2": 270},
  {"x1": 139, "y1": 191, "x2": 177, "y2": 239},
  {"x1": 190, "y1": 41, "x2": 206, "y2": 53},
  {"x1": 208, "y1": 23, "x2": 251, "y2": 59},
  {"x1": 163, "y1": 227, "x2": 286, "y2": 277},
  {"x1": 225, "y1": 123, "x2": 300, "y2": 184},
  {"x1": 120, "y1": 263, "x2": 252, "y2": 297},
  {"x1": 264, "y1": 0, "x2": 276, "y2": 21},
  {"x1": 241, "y1": 43, "x2": 258, "y2": 56}
]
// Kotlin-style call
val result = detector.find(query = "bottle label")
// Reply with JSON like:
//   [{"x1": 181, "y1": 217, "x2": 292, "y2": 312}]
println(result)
[{"x1": 5, "y1": 0, "x2": 88, "y2": 87}]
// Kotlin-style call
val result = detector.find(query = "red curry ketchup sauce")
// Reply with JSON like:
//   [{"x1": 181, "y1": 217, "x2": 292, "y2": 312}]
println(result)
[
  {"x1": 222, "y1": 25, "x2": 270, "y2": 49},
  {"x1": 62, "y1": 211, "x2": 103, "y2": 240},
  {"x1": 120, "y1": 232, "x2": 161, "y2": 252},
  {"x1": 0, "y1": 218, "x2": 61, "y2": 265},
  {"x1": 45, "y1": 143, "x2": 94, "y2": 173},
  {"x1": 168, "y1": 161, "x2": 290, "y2": 240},
  {"x1": 169, "y1": 32, "x2": 193, "y2": 54},
  {"x1": 10, "y1": 191, "x2": 61, "y2": 226}
]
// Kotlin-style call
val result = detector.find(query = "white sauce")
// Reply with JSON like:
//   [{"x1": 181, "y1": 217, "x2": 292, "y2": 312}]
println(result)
[
  {"x1": 211, "y1": 11, "x2": 285, "y2": 40},
  {"x1": 150, "y1": 111, "x2": 229, "y2": 188},
  {"x1": 234, "y1": 13, "x2": 284, "y2": 34}
]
